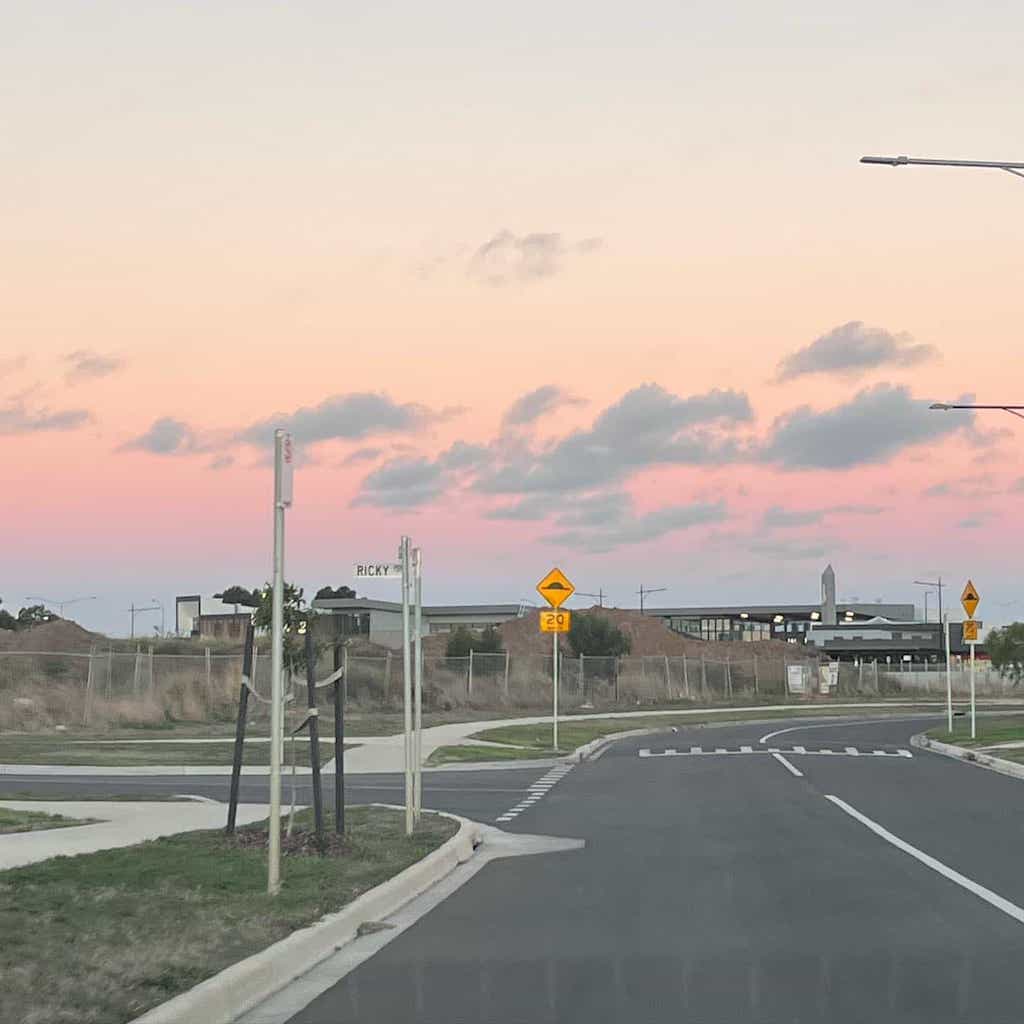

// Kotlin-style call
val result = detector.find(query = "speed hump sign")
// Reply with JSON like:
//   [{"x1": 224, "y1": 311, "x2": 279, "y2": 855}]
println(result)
[{"x1": 540, "y1": 609, "x2": 571, "y2": 633}]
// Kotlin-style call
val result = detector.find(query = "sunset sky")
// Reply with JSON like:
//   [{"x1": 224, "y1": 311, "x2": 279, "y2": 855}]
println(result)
[{"x1": 4, "y1": 2, "x2": 1024, "y2": 635}]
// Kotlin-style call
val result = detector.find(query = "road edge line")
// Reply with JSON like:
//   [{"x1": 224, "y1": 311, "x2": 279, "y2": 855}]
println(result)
[
  {"x1": 128, "y1": 808, "x2": 482, "y2": 1024},
  {"x1": 824, "y1": 794, "x2": 1024, "y2": 926}
]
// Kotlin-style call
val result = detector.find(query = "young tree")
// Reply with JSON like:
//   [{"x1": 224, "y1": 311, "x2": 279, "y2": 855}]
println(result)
[
  {"x1": 985, "y1": 623, "x2": 1024, "y2": 686},
  {"x1": 446, "y1": 625, "x2": 504, "y2": 658},
  {"x1": 253, "y1": 582, "x2": 314, "y2": 670},
  {"x1": 215, "y1": 585, "x2": 260, "y2": 608},
  {"x1": 567, "y1": 613, "x2": 632, "y2": 657},
  {"x1": 0, "y1": 598, "x2": 17, "y2": 631}
]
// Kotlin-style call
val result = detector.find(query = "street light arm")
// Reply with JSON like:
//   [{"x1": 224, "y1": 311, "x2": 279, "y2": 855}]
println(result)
[
  {"x1": 930, "y1": 402, "x2": 1024, "y2": 420},
  {"x1": 861, "y1": 155, "x2": 1024, "y2": 172}
]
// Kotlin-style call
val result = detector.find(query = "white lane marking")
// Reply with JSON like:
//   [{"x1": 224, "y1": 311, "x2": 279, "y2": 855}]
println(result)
[
  {"x1": 494, "y1": 764, "x2": 574, "y2": 823},
  {"x1": 825, "y1": 794, "x2": 1024, "y2": 926},
  {"x1": 845, "y1": 747, "x2": 859, "y2": 756},
  {"x1": 793, "y1": 745, "x2": 806, "y2": 754},
  {"x1": 820, "y1": 749, "x2": 834, "y2": 755},
  {"x1": 758, "y1": 714, "x2": 939, "y2": 745},
  {"x1": 638, "y1": 749, "x2": 651, "y2": 758},
  {"x1": 691, "y1": 746, "x2": 703, "y2": 754},
  {"x1": 898, "y1": 749, "x2": 912, "y2": 758},
  {"x1": 874, "y1": 749, "x2": 885, "y2": 755},
  {"x1": 740, "y1": 745, "x2": 753, "y2": 753},
  {"x1": 665, "y1": 748, "x2": 677, "y2": 756},
  {"x1": 715, "y1": 747, "x2": 726, "y2": 754},
  {"x1": 772, "y1": 752, "x2": 803, "y2": 777}
]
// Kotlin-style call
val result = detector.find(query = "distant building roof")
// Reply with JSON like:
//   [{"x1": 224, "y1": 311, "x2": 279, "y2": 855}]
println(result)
[{"x1": 312, "y1": 597, "x2": 523, "y2": 617}]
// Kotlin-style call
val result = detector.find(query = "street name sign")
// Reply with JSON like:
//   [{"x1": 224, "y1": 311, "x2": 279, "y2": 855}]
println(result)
[
  {"x1": 540, "y1": 609, "x2": 571, "y2": 633},
  {"x1": 961, "y1": 580, "x2": 980, "y2": 618},
  {"x1": 353, "y1": 562, "x2": 403, "y2": 579},
  {"x1": 537, "y1": 568, "x2": 575, "y2": 608}
]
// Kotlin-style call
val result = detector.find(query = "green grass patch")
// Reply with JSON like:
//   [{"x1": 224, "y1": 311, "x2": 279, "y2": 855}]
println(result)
[
  {"x1": 0, "y1": 805, "x2": 97, "y2": 834},
  {"x1": 1, "y1": 805, "x2": 456, "y2": 1024},
  {"x1": 426, "y1": 743, "x2": 568, "y2": 766},
  {"x1": 0, "y1": 736, "x2": 340, "y2": 766},
  {"x1": 926, "y1": 715, "x2": 1024, "y2": 750}
]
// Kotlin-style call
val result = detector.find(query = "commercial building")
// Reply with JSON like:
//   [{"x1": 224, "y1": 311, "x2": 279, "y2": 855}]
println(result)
[{"x1": 174, "y1": 594, "x2": 254, "y2": 641}]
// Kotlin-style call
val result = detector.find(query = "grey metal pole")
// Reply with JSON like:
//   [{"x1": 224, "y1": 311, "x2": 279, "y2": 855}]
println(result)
[
  {"x1": 413, "y1": 547, "x2": 423, "y2": 822},
  {"x1": 552, "y1": 630, "x2": 559, "y2": 751},
  {"x1": 400, "y1": 536, "x2": 413, "y2": 836},
  {"x1": 944, "y1": 614, "x2": 953, "y2": 734},
  {"x1": 268, "y1": 428, "x2": 289, "y2": 895}
]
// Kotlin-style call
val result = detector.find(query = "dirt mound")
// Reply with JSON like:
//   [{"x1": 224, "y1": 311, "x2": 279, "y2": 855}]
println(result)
[
  {"x1": 496, "y1": 606, "x2": 804, "y2": 661},
  {"x1": 0, "y1": 619, "x2": 102, "y2": 653}
]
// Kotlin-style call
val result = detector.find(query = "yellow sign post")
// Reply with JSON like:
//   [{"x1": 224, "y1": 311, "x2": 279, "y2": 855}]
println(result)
[
  {"x1": 961, "y1": 580, "x2": 980, "y2": 619},
  {"x1": 540, "y1": 609, "x2": 572, "y2": 633},
  {"x1": 961, "y1": 580, "x2": 981, "y2": 739},
  {"x1": 537, "y1": 568, "x2": 575, "y2": 609},
  {"x1": 537, "y1": 567, "x2": 575, "y2": 752}
]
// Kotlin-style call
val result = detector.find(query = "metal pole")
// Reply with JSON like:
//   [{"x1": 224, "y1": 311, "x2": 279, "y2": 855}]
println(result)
[
  {"x1": 413, "y1": 547, "x2": 423, "y2": 823},
  {"x1": 400, "y1": 536, "x2": 413, "y2": 836},
  {"x1": 552, "y1": 630, "x2": 559, "y2": 750},
  {"x1": 468, "y1": 648, "x2": 474, "y2": 696},
  {"x1": 944, "y1": 614, "x2": 953, "y2": 734},
  {"x1": 130, "y1": 602, "x2": 135, "y2": 639},
  {"x1": 227, "y1": 620, "x2": 254, "y2": 834},
  {"x1": 504, "y1": 649, "x2": 510, "y2": 698},
  {"x1": 268, "y1": 429, "x2": 286, "y2": 895},
  {"x1": 304, "y1": 630, "x2": 324, "y2": 845},
  {"x1": 333, "y1": 643, "x2": 345, "y2": 834},
  {"x1": 970, "y1": 641, "x2": 977, "y2": 740}
]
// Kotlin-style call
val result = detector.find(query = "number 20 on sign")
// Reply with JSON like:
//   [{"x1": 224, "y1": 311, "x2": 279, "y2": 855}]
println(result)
[{"x1": 540, "y1": 610, "x2": 571, "y2": 633}]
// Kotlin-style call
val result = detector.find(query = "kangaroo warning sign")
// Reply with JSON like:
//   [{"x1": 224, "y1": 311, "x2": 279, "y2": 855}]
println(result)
[{"x1": 536, "y1": 568, "x2": 575, "y2": 609}]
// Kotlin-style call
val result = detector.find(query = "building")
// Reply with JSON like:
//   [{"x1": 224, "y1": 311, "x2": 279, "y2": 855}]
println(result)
[
  {"x1": 805, "y1": 619, "x2": 980, "y2": 663},
  {"x1": 311, "y1": 597, "x2": 526, "y2": 649},
  {"x1": 175, "y1": 594, "x2": 253, "y2": 641}
]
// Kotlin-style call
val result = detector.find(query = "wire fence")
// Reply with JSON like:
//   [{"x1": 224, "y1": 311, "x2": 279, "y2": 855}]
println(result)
[{"x1": 2, "y1": 646, "x2": 1014, "y2": 731}]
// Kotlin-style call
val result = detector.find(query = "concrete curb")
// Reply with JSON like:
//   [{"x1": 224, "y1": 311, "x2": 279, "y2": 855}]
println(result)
[
  {"x1": 911, "y1": 732, "x2": 1024, "y2": 782},
  {"x1": 129, "y1": 809, "x2": 482, "y2": 1024},
  {"x1": 571, "y1": 727, "x2": 669, "y2": 762}
]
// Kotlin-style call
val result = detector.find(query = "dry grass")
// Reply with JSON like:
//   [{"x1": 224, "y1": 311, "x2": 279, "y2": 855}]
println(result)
[{"x1": 1, "y1": 806, "x2": 456, "y2": 1024}]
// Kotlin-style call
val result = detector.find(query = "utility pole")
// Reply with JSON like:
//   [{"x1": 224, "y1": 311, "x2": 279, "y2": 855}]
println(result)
[
  {"x1": 26, "y1": 595, "x2": 97, "y2": 619},
  {"x1": 126, "y1": 602, "x2": 160, "y2": 639},
  {"x1": 578, "y1": 589, "x2": 606, "y2": 607},
  {"x1": 913, "y1": 577, "x2": 944, "y2": 625},
  {"x1": 637, "y1": 585, "x2": 667, "y2": 615}
]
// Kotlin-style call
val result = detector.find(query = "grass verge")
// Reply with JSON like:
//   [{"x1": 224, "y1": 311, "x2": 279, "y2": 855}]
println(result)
[
  {"x1": 1, "y1": 805, "x2": 456, "y2": 1024},
  {"x1": 427, "y1": 743, "x2": 568, "y2": 766},
  {"x1": 0, "y1": 736, "x2": 343, "y2": 766},
  {"x1": 0, "y1": 805, "x2": 97, "y2": 834},
  {"x1": 926, "y1": 715, "x2": 1024, "y2": 754}
]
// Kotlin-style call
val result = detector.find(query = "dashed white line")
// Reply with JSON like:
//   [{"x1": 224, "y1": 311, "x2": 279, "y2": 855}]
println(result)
[
  {"x1": 793, "y1": 745, "x2": 806, "y2": 754},
  {"x1": 771, "y1": 752, "x2": 803, "y2": 777},
  {"x1": 740, "y1": 745, "x2": 753, "y2": 753},
  {"x1": 493, "y1": 764, "x2": 575, "y2": 824},
  {"x1": 845, "y1": 747, "x2": 859, "y2": 756},
  {"x1": 825, "y1": 794, "x2": 1024, "y2": 926}
]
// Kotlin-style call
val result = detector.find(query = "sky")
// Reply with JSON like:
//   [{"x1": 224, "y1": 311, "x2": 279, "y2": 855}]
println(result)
[{"x1": 3, "y1": 2, "x2": 1024, "y2": 636}]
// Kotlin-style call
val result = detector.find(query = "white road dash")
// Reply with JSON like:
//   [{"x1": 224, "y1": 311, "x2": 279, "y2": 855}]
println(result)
[
  {"x1": 715, "y1": 747, "x2": 726, "y2": 754},
  {"x1": 825, "y1": 794, "x2": 1024, "y2": 926},
  {"x1": 845, "y1": 747, "x2": 859, "y2": 756},
  {"x1": 638, "y1": 749, "x2": 651, "y2": 758},
  {"x1": 690, "y1": 746, "x2": 703, "y2": 754},
  {"x1": 898, "y1": 749, "x2": 912, "y2": 757},
  {"x1": 772, "y1": 752, "x2": 803, "y2": 777},
  {"x1": 793, "y1": 745, "x2": 806, "y2": 754},
  {"x1": 740, "y1": 745, "x2": 753, "y2": 753}
]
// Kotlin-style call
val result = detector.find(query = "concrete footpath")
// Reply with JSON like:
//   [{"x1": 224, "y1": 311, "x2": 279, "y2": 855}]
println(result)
[{"x1": 0, "y1": 799, "x2": 270, "y2": 871}]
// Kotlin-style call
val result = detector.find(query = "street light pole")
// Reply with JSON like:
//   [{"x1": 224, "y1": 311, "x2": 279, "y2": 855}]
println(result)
[
  {"x1": 637, "y1": 585, "x2": 667, "y2": 615},
  {"x1": 25, "y1": 595, "x2": 97, "y2": 618},
  {"x1": 861, "y1": 154, "x2": 1024, "y2": 180}
]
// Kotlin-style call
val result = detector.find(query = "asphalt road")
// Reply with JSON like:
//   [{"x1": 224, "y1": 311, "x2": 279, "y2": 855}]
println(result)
[{"x1": 273, "y1": 714, "x2": 1024, "y2": 1023}]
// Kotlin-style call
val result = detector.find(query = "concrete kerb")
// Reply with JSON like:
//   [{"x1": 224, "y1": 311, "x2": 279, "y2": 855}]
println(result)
[
  {"x1": 129, "y1": 807, "x2": 482, "y2": 1024},
  {"x1": 911, "y1": 732, "x2": 1024, "y2": 783}
]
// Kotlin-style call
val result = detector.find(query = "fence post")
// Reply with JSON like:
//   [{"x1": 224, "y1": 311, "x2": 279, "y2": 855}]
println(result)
[
  {"x1": 384, "y1": 650, "x2": 392, "y2": 700},
  {"x1": 614, "y1": 657, "x2": 620, "y2": 703},
  {"x1": 84, "y1": 643, "x2": 96, "y2": 725},
  {"x1": 874, "y1": 659, "x2": 879, "y2": 692},
  {"x1": 132, "y1": 644, "x2": 142, "y2": 695},
  {"x1": 858, "y1": 660, "x2": 863, "y2": 691},
  {"x1": 334, "y1": 642, "x2": 346, "y2": 834},
  {"x1": 468, "y1": 649, "x2": 474, "y2": 696},
  {"x1": 226, "y1": 621, "x2": 255, "y2": 835},
  {"x1": 725, "y1": 654, "x2": 732, "y2": 698},
  {"x1": 204, "y1": 647, "x2": 212, "y2": 694},
  {"x1": 106, "y1": 647, "x2": 113, "y2": 698},
  {"x1": 664, "y1": 654, "x2": 671, "y2": 699},
  {"x1": 147, "y1": 646, "x2": 154, "y2": 692},
  {"x1": 752, "y1": 654, "x2": 758, "y2": 695},
  {"x1": 304, "y1": 630, "x2": 324, "y2": 846},
  {"x1": 700, "y1": 653, "x2": 707, "y2": 699},
  {"x1": 682, "y1": 653, "x2": 689, "y2": 697},
  {"x1": 504, "y1": 649, "x2": 510, "y2": 697}
]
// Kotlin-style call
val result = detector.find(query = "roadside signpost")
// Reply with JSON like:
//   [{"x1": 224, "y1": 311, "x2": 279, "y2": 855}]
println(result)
[
  {"x1": 962, "y1": 580, "x2": 981, "y2": 739},
  {"x1": 537, "y1": 568, "x2": 575, "y2": 751},
  {"x1": 944, "y1": 613, "x2": 952, "y2": 734}
]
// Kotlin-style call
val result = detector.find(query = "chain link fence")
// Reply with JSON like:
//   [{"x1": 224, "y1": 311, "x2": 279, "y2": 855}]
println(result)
[{"x1": 7, "y1": 644, "x2": 995, "y2": 731}]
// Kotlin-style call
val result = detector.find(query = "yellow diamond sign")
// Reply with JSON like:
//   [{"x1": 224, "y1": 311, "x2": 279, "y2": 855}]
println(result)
[
  {"x1": 961, "y1": 580, "x2": 980, "y2": 618},
  {"x1": 537, "y1": 567, "x2": 575, "y2": 609}
]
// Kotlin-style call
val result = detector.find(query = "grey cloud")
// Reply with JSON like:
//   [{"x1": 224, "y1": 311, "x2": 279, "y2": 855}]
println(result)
[
  {"x1": 502, "y1": 386, "x2": 584, "y2": 428},
  {"x1": 122, "y1": 417, "x2": 194, "y2": 454},
  {"x1": 830, "y1": 504, "x2": 884, "y2": 515},
  {"x1": 483, "y1": 496, "x2": 551, "y2": 521},
  {"x1": 342, "y1": 447, "x2": 383, "y2": 466},
  {"x1": 922, "y1": 475, "x2": 997, "y2": 500},
  {"x1": 956, "y1": 517, "x2": 984, "y2": 529},
  {"x1": 924, "y1": 482, "x2": 953, "y2": 498},
  {"x1": 748, "y1": 538, "x2": 831, "y2": 560},
  {"x1": 352, "y1": 457, "x2": 445, "y2": 509},
  {"x1": 468, "y1": 230, "x2": 602, "y2": 287},
  {"x1": 0, "y1": 399, "x2": 90, "y2": 435},
  {"x1": 762, "y1": 506, "x2": 824, "y2": 528},
  {"x1": 554, "y1": 491, "x2": 632, "y2": 528},
  {"x1": 239, "y1": 392, "x2": 444, "y2": 446},
  {"x1": 477, "y1": 385, "x2": 753, "y2": 494},
  {"x1": 761, "y1": 384, "x2": 968, "y2": 469},
  {"x1": 208, "y1": 454, "x2": 235, "y2": 471},
  {"x1": 777, "y1": 321, "x2": 936, "y2": 380},
  {"x1": 546, "y1": 499, "x2": 726, "y2": 554},
  {"x1": 437, "y1": 441, "x2": 489, "y2": 470},
  {"x1": 65, "y1": 349, "x2": 124, "y2": 383}
]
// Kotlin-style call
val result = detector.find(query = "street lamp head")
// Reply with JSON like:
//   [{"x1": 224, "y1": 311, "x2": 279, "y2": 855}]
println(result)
[
  {"x1": 861, "y1": 155, "x2": 909, "y2": 166},
  {"x1": 929, "y1": 403, "x2": 951, "y2": 410}
]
